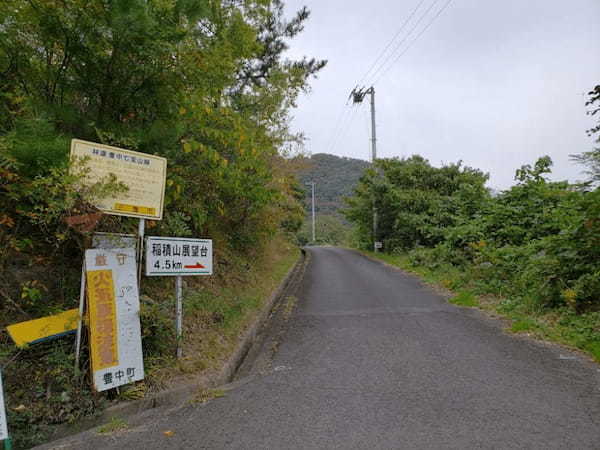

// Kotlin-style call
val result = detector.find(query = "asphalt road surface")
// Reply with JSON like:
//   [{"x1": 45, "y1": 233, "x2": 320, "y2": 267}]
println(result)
[{"x1": 42, "y1": 247, "x2": 600, "y2": 449}]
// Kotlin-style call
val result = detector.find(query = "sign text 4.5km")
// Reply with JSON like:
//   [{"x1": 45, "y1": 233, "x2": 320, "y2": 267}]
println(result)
[{"x1": 145, "y1": 237, "x2": 212, "y2": 276}]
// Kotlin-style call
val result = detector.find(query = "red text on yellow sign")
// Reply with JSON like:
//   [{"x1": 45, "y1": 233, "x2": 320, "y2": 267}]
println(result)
[{"x1": 87, "y1": 270, "x2": 119, "y2": 373}]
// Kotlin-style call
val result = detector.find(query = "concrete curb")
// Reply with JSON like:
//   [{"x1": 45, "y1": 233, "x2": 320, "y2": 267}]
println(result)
[{"x1": 40, "y1": 248, "x2": 306, "y2": 444}]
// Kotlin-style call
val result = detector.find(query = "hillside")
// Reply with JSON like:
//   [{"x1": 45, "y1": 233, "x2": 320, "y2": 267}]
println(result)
[{"x1": 297, "y1": 153, "x2": 370, "y2": 215}]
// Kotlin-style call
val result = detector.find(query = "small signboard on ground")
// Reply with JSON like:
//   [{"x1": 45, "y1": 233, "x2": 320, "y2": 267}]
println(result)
[
  {"x1": 0, "y1": 370, "x2": 8, "y2": 441},
  {"x1": 85, "y1": 248, "x2": 144, "y2": 391},
  {"x1": 375, "y1": 241, "x2": 383, "y2": 249},
  {"x1": 70, "y1": 139, "x2": 167, "y2": 220},
  {"x1": 7, "y1": 309, "x2": 79, "y2": 348},
  {"x1": 145, "y1": 237, "x2": 213, "y2": 276}
]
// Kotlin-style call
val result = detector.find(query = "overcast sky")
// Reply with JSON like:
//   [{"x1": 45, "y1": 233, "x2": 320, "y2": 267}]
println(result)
[{"x1": 284, "y1": 0, "x2": 600, "y2": 189}]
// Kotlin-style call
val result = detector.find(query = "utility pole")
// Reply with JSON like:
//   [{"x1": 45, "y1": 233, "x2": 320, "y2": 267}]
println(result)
[
  {"x1": 350, "y1": 86, "x2": 379, "y2": 252},
  {"x1": 306, "y1": 181, "x2": 316, "y2": 243}
]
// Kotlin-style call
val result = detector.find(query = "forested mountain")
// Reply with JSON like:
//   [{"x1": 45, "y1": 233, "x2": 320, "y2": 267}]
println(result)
[{"x1": 297, "y1": 153, "x2": 370, "y2": 215}]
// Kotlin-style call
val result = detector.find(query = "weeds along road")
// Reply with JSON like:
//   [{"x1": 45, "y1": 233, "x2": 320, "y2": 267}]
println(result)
[{"x1": 41, "y1": 247, "x2": 600, "y2": 450}]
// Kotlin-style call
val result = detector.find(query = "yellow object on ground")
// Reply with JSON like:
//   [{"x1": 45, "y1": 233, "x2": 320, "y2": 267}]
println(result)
[{"x1": 7, "y1": 309, "x2": 80, "y2": 348}]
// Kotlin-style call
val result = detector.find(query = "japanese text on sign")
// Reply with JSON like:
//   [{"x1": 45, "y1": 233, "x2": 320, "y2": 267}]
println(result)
[
  {"x1": 87, "y1": 270, "x2": 119, "y2": 372},
  {"x1": 145, "y1": 237, "x2": 213, "y2": 276},
  {"x1": 85, "y1": 248, "x2": 144, "y2": 391},
  {"x1": 70, "y1": 139, "x2": 167, "y2": 220}
]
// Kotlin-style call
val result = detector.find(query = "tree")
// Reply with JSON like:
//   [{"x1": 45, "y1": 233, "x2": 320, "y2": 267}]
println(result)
[
  {"x1": 571, "y1": 84, "x2": 600, "y2": 186},
  {"x1": 345, "y1": 155, "x2": 489, "y2": 251},
  {"x1": 0, "y1": 0, "x2": 326, "y2": 251}
]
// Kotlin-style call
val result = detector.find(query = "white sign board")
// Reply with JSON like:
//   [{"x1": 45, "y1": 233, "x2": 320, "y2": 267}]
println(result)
[
  {"x1": 375, "y1": 241, "x2": 383, "y2": 249},
  {"x1": 92, "y1": 232, "x2": 137, "y2": 250},
  {"x1": 146, "y1": 237, "x2": 213, "y2": 276},
  {"x1": 85, "y1": 248, "x2": 144, "y2": 392},
  {"x1": 0, "y1": 370, "x2": 8, "y2": 441}
]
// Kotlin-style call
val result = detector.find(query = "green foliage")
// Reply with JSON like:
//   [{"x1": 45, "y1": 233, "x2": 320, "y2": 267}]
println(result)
[
  {"x1": 449, "y1": 291, "x2": 479, "y2": 307},
  {"x1": 346, "y1": 152, "x2": 600, "y2": 313},
  {"x1": 345, "y1": 155, "x2": 489, "y2": 251},
  {"x1": 296, "y1": 214, "x2": 353, "y2": 246},
  {"x1": 3, "y1": 341, "x2": 104, "y2": 448},
  {"x1": 3, "y1": 117, "x2": 70, "y2": 177},
  {"x1": 97, "y1": 417, "x2": 129, "y2": 435}
]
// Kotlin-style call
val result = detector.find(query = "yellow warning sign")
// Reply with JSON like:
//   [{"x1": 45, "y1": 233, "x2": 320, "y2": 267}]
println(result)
[
  {"x1": 87, "y1": 270, "x2": 119, "y2": 372},
  {"x1": 70, "y1": 139, "x2": 166, "y2": 220}
]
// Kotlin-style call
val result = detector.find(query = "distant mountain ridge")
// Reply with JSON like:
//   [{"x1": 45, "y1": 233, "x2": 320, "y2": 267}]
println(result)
[{"x1": 297, "y1": 153, "x2": 370, "y2": 215}]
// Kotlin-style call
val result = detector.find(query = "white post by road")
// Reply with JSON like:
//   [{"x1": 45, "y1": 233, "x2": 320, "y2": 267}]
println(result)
[
  {"x1": 306, "y1": 181, "x2": 316, "y2": 243},
  {"x1": 74, "y1": 261, "x2": 86, "y2": 370},
  {"x1": 0, "y1": 369, "x2": 9, "y2": 447},
  {"x1": 176, "y1": 276, "x2": 183, "y2": 359}
]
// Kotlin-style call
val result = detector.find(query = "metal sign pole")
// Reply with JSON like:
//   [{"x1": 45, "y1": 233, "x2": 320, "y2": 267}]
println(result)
[
  {"x1": 175, "y1": 276, "x2": 183, "y2": 359},
  {"x1": 74, "y1": 261, "x2": 86, "y2": 370},
  {"x1": 137, "y1": 219, "x2": 145, "y2": 283}
]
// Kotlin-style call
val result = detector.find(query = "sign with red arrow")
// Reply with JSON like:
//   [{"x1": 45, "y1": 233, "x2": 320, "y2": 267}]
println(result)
[{"x1": 145, "y1": 237, "x2": 213, "y2": 276}]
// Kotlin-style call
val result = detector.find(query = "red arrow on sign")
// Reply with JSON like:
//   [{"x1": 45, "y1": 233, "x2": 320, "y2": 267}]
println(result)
[{"x1": 184, "y1": 262, "x2": 205, "y2": 269}]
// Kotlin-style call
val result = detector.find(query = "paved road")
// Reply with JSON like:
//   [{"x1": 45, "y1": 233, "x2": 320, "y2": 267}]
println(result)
[{"x1": 43, "y1": 247, "x2": 600, "y2": 449}]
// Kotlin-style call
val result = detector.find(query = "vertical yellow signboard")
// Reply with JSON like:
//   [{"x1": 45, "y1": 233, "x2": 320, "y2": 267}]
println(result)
[
  {"x1": 87, "y1": 270, "x2": 119, "y2": 373},
  {"x1": 85, "y1": 248, "x2": 144, "y2": 392}
]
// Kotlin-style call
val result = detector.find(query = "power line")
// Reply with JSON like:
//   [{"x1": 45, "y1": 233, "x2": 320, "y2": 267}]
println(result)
[
  {"x1": 367, "y1": 0, "x2": 443, "y2": 85},
  {"x1": 326, "y1": 105, "x2": 351, "y2": 153},
  {"x1": 325, "y1": 0, "x2": 429, "y2": 157},
  {"x1": 372, "y1": 0, "x2": 453, "y2": 85},
  {"x1": 327, "y1": 105, "x2": 353, "y2": 153},
  {"x1": 356, "y1": 0, "x2": 428, "y2": 86},
  {"x1": 324, "y1": 0, "x2": 453, "y2": 158},
  {"x1": 328, "y1": 105, "x2": 360, "y2": 154}
]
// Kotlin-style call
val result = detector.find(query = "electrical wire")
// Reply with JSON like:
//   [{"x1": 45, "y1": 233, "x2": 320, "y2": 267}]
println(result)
[
  {"x1": 325, "y1": 0, "x2": 428, "y2": 157},
  {"x1": 326, "y1": 105, "x2": 350, "y2": 153},
  {"x1": 372, "y1": 0, "x2": 453, "y2": 86},
  {"x1": 356, "y1": 0, "x2": 428, "y2": 87},
  {"x1": 329, "y1": 106, "x2": 361, "y2": 154},
  {"x1": 326, "y1": 105, "x2": 353, "y2": 154},
  {"x1": 326, "y1": 0, "x2": 453, "y2": 158},
  {"x1": 366, "y1": 0, "x2": 443, "y2": 85}
]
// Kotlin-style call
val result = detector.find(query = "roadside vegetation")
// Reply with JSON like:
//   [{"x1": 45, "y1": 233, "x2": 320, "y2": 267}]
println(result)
[
  {"x1": 346, "y1": 84, "x2": 600, "y2": 363},
  {"x1": 0, "y1": 0, "x2": 322, "y2": 447}
]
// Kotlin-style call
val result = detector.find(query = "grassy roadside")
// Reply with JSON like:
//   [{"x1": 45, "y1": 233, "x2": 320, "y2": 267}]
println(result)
[
  {"x1": 145, "y1": 238, "x2": 300, "y2": 387},
  {"x1": 360, "y1": 250, "x2": 600, "y2": 364},
  {"x1": 1, "y1": 237, "x2": 300, "y2": 449}
]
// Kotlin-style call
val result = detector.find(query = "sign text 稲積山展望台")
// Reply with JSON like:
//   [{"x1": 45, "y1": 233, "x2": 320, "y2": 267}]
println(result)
[{"x1": 145, "y1": 237, "x2": 213, "y2": 276}]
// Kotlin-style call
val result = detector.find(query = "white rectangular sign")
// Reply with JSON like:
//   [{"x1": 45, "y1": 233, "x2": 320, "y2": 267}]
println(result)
[
  {"x1": 0, "y1": 370, "x2": 8, "y2": 441},
  {"x1": 146, "y1": 237, "x2": 213, "y2": 276},
  {"x1": 85, "y1": 248, "x2": 144, "y2": 392}
]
